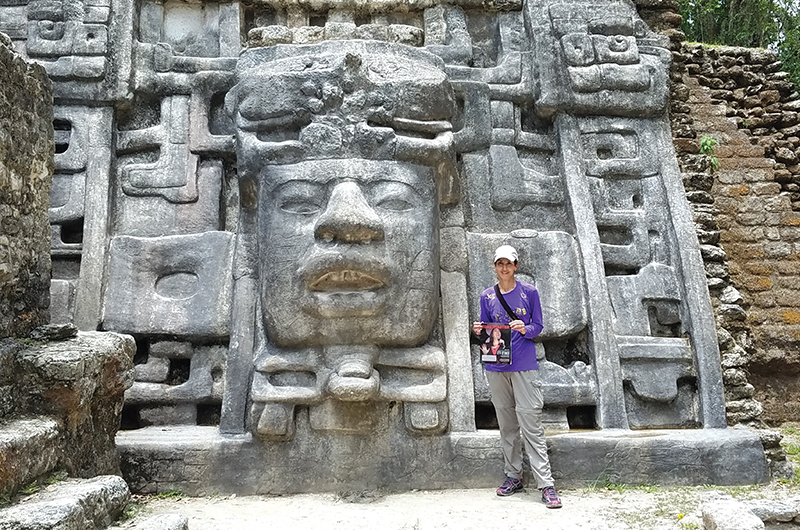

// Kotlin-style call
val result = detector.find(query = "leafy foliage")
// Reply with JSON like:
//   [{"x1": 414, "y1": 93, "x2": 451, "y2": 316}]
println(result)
[
  {"x1": 699, "y1": 136, "x2": 720, "y2": 172},
  {"x1": 778, "y1": 9, "x2": 800, "y2": 87},
  {"x1": 678, "y1": 0, "x2": 800, "y2": 86}
]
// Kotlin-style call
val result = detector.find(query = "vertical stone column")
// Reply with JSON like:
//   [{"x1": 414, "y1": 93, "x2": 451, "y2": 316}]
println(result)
[{"x1": 557, "y1": 114, "x2": 628, "y2": 429}]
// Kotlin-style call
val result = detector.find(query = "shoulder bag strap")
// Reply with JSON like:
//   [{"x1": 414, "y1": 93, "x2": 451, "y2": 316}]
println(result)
[{"x1": 494, "y1": 284, "x2": 518, "y2": 321}]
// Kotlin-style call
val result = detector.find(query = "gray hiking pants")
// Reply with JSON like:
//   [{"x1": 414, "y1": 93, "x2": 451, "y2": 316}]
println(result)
[{"x1": 486, "y1": 369, "x2": 555, "y2": 489}]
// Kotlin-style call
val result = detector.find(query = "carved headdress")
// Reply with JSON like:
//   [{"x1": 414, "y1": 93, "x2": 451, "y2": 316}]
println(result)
[{"x1": 226, "y1": 40, "x2": 458, "y2": 203}]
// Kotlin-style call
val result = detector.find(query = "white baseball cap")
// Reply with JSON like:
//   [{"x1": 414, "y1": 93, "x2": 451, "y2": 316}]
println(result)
[{"x1": 494, "y1": 245, "x2": 518, "y2": 263}]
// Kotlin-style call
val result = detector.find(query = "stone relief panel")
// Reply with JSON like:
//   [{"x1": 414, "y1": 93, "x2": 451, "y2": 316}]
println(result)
[
  {"x1": 125, "y1": 340, "x2": 227, "y2": 427},
  {"x1": 103, "y1": 232, "x2": 233, "y2": 336},
  {"x1": 527, "y1": 0, "x2": 671, "y2": 117},
  {"x1": 25, "y1": 0, "x2": 110, "y2": 83},
  {"x1": 114, "y1": 95, "x2": 230, "y2": 236},
  {"x1": 0, "y1": 0, "x2": 134, "y2": 100},
  {"x1": 138, "y1": 0, "x2": 240, "y2": 59},
  {"x1": 49, "y1": 112, "x2": 86, "y2": 325},
  {"x1": 577, "y1": 116, "x2": 703, "y2": 428},
  {"x1": 10, "y1": 0, "x2": 725, "y2": 436},
  {"x1": 48, "y1": 105, "x2": 113, "y2": 327}
]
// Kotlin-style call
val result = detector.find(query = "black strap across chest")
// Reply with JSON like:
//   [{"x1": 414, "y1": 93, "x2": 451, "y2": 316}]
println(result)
[{"x1": 494, "y1": 284, "x2": 518, "y2": 322}]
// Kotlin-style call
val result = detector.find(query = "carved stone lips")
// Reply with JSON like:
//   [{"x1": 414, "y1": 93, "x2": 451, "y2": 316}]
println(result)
[
  {"x1": 300, "y1": 251, "x2": 390, "y2": 294},
  {"x1": 308, "y1": 269, "x2": 386, "y2": 291}
]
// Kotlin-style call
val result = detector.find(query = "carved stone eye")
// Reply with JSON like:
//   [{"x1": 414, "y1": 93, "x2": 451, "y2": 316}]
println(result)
[
  {"x1": 279, "y1": 199, "x2": 324, "y2": 215},
  {"x1": 274, "y1": 181, "x2": 326, "y2": 215},
  {"x1": 371, "y1": 181, "x2": 419, "y2": 212}
]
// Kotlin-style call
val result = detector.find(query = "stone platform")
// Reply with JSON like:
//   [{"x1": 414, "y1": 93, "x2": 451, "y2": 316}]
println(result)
[{"x1": 117, "y1": 423, "x2": 768, "y2": 495}]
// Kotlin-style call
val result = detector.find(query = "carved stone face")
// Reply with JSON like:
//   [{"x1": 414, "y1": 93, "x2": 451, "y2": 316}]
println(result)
[{"x1": 258, "y1": 158, "x2": 439, "y2": 348}]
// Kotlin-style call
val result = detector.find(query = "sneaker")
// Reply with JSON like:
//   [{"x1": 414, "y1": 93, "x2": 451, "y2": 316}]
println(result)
[
  {"x1": 541, "y1": 486, "x2": 562, "y2": 508},
  {"x1": 496, "y1": 476, "x2": 523, "y2": 496}
]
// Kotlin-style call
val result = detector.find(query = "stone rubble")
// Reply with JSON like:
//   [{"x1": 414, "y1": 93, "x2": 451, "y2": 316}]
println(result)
[
  {"x1": 742, "y1": 497, "x2": 800, "y2": 523},
  {"x1": 703, "y1": 498, "x2": 766, "y2": 530},
  {"x1": 0, "y1": 330, "x2": 135, "y2": 498},
  {"x1": 701, "y1": 495, "x2": 800, "y2": 529}
]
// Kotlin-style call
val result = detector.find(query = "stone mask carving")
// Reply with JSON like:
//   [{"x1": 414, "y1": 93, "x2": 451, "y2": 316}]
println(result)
[
  {"x1": 258, "y1": 159, "x2": 438, "y2": 348},
  {"x1": 227, "y1": 40, "x2": 457, "y2": 347},
  {"x1": 226, "y1": 40, "x2": 456, "y2": 438}
]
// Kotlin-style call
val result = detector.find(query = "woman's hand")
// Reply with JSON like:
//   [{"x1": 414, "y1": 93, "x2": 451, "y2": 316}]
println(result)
[
  {"x1": 472, "y1": 321, "x2": 483, "y2": 335},
  {"x1": 509, "y1": 319, "x2": 526, "y2": 335}
]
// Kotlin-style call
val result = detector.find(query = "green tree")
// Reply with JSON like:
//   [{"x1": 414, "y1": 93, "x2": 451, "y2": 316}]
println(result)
[
  {"x1": 678, "y1": 0, "x2": 779, "y2": 47},
  {"x1": 678, "y1": 0, "x2": 800, "y2": 85},
  {"x1": 678, "y1": 0, "x2": 721, "y2": 44},
  {"x1": 776, "y1": 3, "x2": 800, "y2": 86}
]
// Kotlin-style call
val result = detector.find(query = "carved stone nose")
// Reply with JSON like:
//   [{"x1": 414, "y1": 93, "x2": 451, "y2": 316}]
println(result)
[{"x1": 314, "y1": 181, "x2": 384, "y2": 243}]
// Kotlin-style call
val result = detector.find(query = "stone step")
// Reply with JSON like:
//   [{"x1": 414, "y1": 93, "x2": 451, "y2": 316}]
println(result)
[
  {"x1": 0, "y1": 475, "x2": 130, "y2": 530},
  {"x1": 0, "y1": 416, "x2": 62, "y2": 499}
]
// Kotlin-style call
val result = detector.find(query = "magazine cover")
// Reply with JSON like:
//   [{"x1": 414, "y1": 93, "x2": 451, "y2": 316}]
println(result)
[{"x1": 479, "y1": 323, "x2": 512, "y2": 364}]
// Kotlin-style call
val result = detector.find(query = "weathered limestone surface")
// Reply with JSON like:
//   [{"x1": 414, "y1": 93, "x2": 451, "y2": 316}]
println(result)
[
  {"x1": 691, "y1": 494, "x2": 800, "y2": 529},
  {"x1": 0, "y1": 417, "x2": 61, "y2": 500},
  {"x1": 0, "y1": 330, "x2": 135, "y2": 497},
  {"x1": 0, "y1": 33, "x2": 53, "y2": 339},
  {"x1": 742, "y1": 497, "x2": 800, "y2": 523},
  {"x1": 116, "y1": 424, "x2": 767, "y2": 494},
  {"x1": 109, "y1": 514, "x2": 189, "y2": 530},
  {"x1": 702, "y1": 498, "x2": 765, "y2": 530}
]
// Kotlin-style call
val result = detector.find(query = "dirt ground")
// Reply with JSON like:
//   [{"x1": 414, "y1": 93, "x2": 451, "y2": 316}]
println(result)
[{"x1": 120, "y1": 481, "x2": 800, "y2": 530}]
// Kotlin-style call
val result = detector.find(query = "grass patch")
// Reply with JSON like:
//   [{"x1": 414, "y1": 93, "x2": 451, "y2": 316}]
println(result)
[
  {"x1": 155, "y1": 490, "x2": 184, "y2": 499},
  {"x1": 43, "y1": 470, "x2": 68, "y2": 485},
  {"x1": 118, "y1": 501, "x2": 146, "y2": 522},
  {"x1": 19, "y1": 482, "x2": 40, "y2": 495},
  {"x1": 784, "y1": 443, "x2": 800, "y2": 455},
  {"x1": 587, "y1": 473, "x2": 629, "y2": 494},
  {"x1": 18, "y1": 470, "x2": 69, "y2": 497}
]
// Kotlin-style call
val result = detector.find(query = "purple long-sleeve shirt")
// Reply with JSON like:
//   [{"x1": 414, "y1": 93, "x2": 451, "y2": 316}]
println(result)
[{"x1": 479, "y1": 281, "x2": 543, "y2": 372}]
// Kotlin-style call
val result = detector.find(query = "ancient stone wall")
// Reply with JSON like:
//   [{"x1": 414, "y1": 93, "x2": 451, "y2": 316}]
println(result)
[
  {"x1": 0, "y1": 33, "x2": 53, "y2": 339},
  {"x1": 670, "y1": 44, "x2": 800, "y2": 426},
  {"x1": 2, "y1": 0, "x2": 773, "y2": 491}
]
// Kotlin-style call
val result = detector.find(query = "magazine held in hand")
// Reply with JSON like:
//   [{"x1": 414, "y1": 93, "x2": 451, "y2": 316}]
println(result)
[{"x1": 478, "y1": 324, "x2": 512, "y2": 364}]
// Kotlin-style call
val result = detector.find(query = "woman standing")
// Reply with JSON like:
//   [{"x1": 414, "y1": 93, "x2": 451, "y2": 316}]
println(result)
[{"x1": 472, "y1": 244, "x2": 562, "y2": 509}]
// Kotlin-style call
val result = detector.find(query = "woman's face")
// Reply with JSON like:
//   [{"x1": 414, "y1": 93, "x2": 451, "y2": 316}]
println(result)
[
  {"x1": 494, "y1": 258, "x2": 518, "y2": 283},
  {"x1": 491, "y1": 327, "x2": 502, "y2": 340}
]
